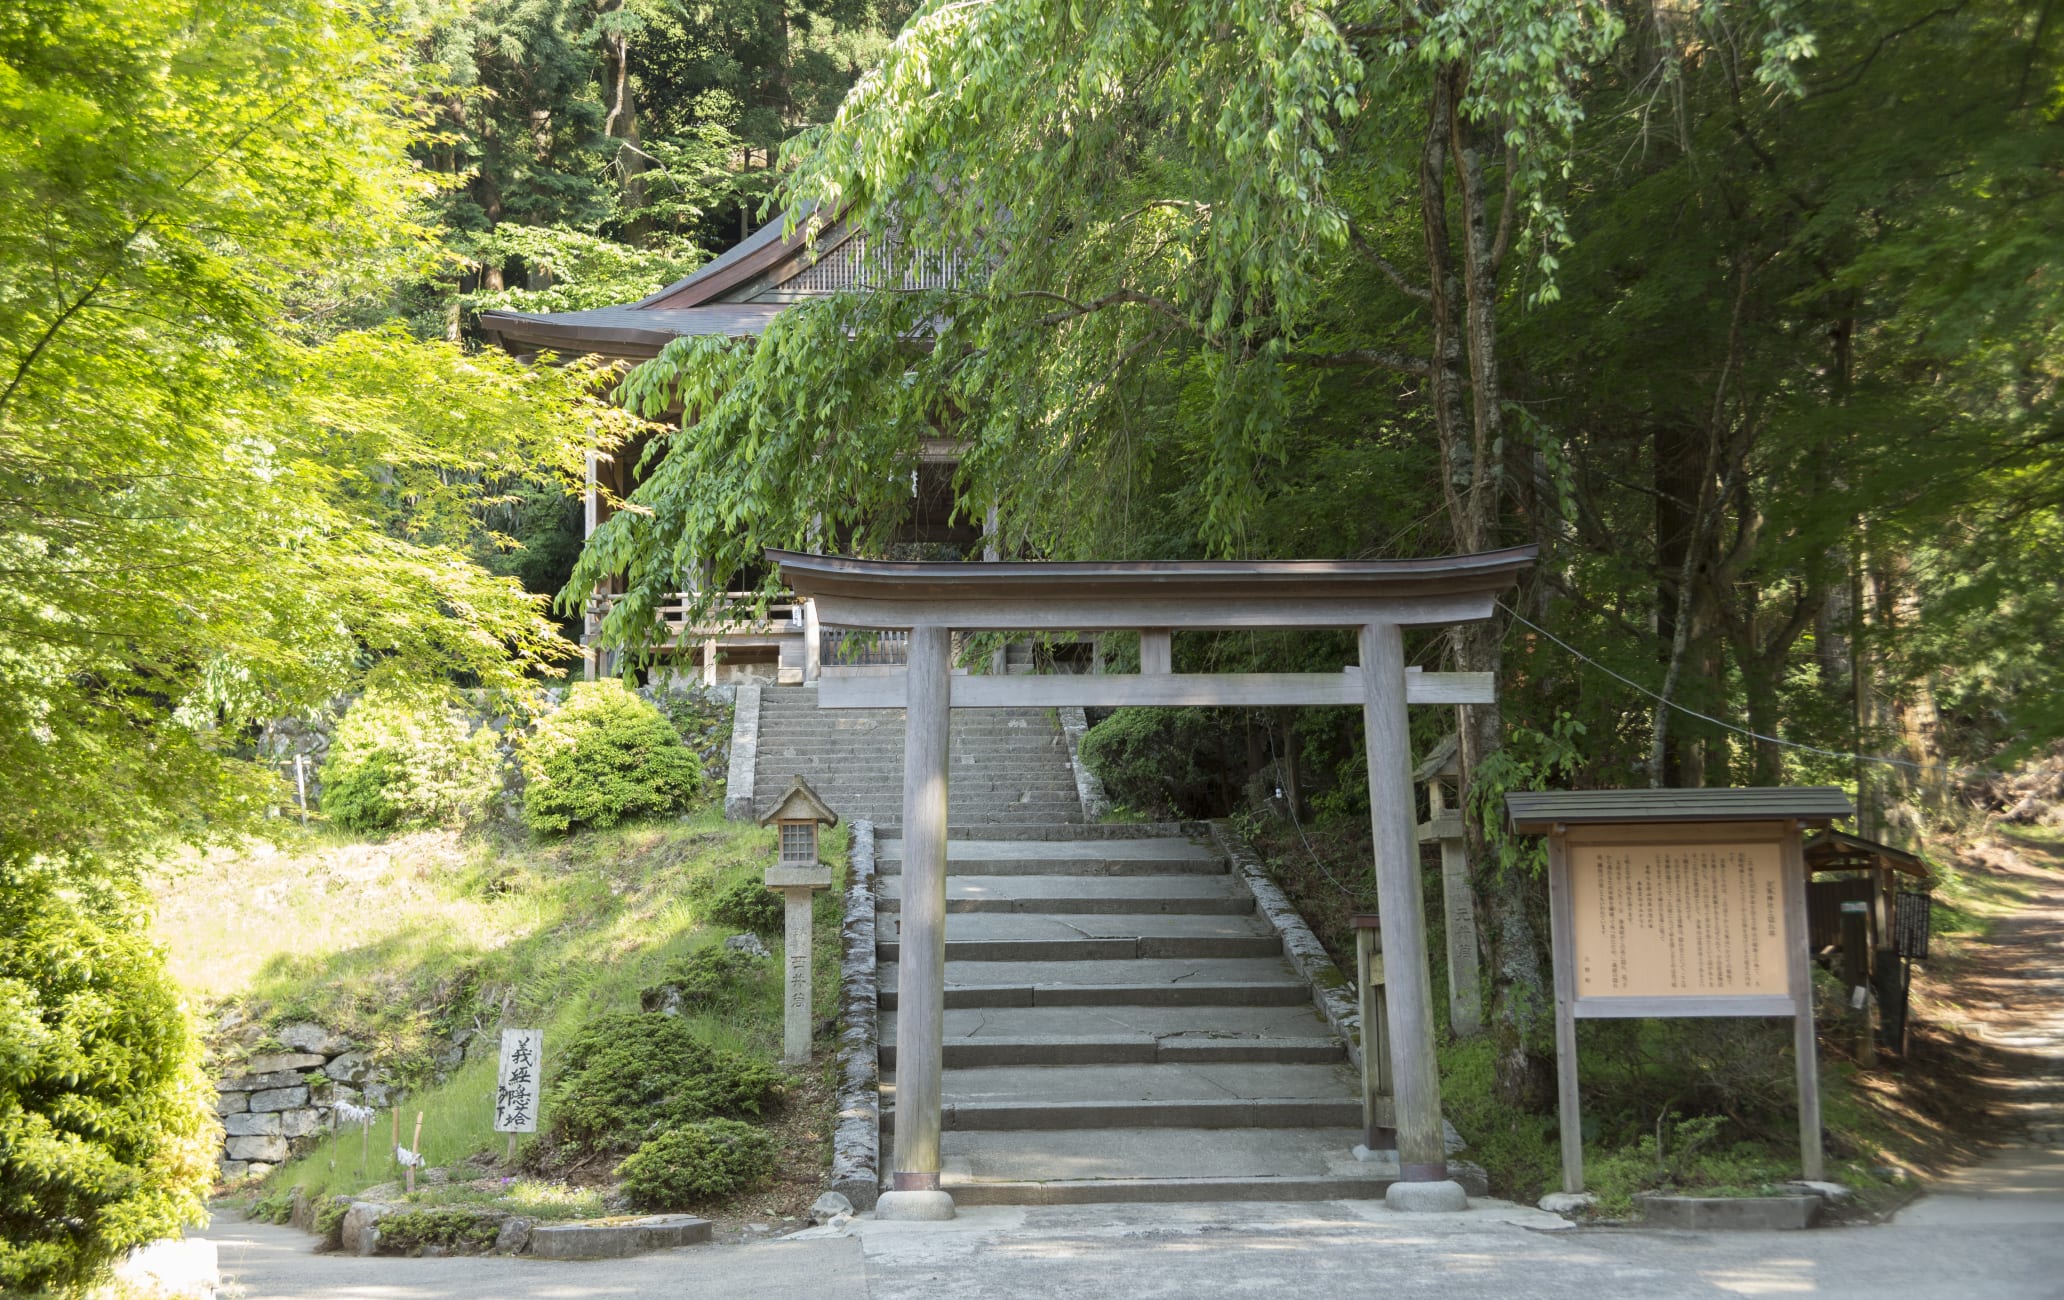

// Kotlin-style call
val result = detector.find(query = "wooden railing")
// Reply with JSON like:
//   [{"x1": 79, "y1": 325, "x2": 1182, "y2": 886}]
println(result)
[
  {"x1": 589, "y1": 590, "x2": 805, "y2": 640},
  {"x1": 822, "y1": 627, "x2": 909, "y2": 667}
]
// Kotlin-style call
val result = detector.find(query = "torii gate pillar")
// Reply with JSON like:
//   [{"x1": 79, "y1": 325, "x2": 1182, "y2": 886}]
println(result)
[{"x1": 1359, "y1": 622, "x2": 1448, "y2": 1185}]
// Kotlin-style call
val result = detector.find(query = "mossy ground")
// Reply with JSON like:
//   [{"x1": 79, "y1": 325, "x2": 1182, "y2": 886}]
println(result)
[{"x1": 150, "y1": 806, "x2": 848, "y2": 1215}]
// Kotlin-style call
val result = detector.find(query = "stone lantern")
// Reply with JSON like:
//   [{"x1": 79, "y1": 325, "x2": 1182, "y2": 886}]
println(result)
[{"x1": 760, "y1": 775, "x2": 838, "y2": 1065}]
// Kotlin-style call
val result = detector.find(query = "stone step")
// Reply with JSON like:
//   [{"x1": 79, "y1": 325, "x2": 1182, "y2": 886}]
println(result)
[
  {"x1": 877, "y1": 914, "x2": 1279, "y2": 963},
  {"x1": 876, "y1": 875, "x2": 1253, "y2": 916},
  {"x1": 879, "y1": 956, "x2": 1308, "y2": 1011},
  {"x1": 879, "y1": 1034, "x2": 1345, "y2": 1069},
  {"x1": 891, "y1": 1003, "x2": 1339, "y2": 1043},
  {"x1": 935, "y1": 1127, "x2": 1396, "y2": 1200},
  {"x1": 770, "y1": 785, "x2": 1081, "y2": 801},
  {"x1": 880, "y1": 980, "x2": 1312, "y2": 1012},
  {"x1": 876, "y1": 838, "x2": 1222, "y2": 876},
  {"x1": 752, "y1": 760, "x2": 1076, "y2": 775},
  {"x1": 880, "y1": 1061, "x2": 1364, "y2": 1131},
  {"x1": 879, "y1": 934, "x2": 1284, "y2": 963}
]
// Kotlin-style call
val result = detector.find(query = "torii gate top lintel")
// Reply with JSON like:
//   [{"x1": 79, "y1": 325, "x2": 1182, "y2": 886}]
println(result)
[{"x1": 767, "y1": 545, "x2": 1538, "y2": 631}]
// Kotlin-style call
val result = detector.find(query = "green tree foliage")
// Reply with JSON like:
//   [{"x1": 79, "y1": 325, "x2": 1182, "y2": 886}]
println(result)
[
  {"x1": 615, "y1": 1118, "x2": 777, "y2": 1207},
  {"x1": 402, "y1": 0, "x2": 912, "y2": 335},
  {"x1": 320, "y1": 690, "x2": 505, "y2": 833},
  {"x1": 521, "y1": 681, "x2": 705, "y2": 835},
  {"x1": 543, "y1": 1013, "x2": 784, "y2": 1154},
  {"x1": 573, "y1": 0, "x2": 2064, "y2": 1107},
  {"x1": 0, "y1": 0, "x2": 623, "y2": 885},
  {"x1": 0, "y1": 872, "x2": 216, "y2": 1297}
]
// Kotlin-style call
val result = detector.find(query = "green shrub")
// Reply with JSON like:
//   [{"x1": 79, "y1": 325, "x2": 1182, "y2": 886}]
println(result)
[
  {"x1": 0, "y1": 870, "x2": 216, "y2": 1297},
  {"x1": 1079, "y1": 707, "x2": 1226, "y2": 818},
  {"x1": 616, "y1": 1119, "x2": 778, "y2": 1208},
  {"x1": 314, "y1": 1196, "x2": 351, "y2": 1250},
  {"x1": 373, "y1": 1207, "x2": 502, "y2": 1255},
  {"x1": 705, "y1": 877, "x2": 783, "y2": 934},
  {"x1": 522, "y1": 681, "x2": 704, "y2": 836},
  {"x1": 319, "y1": 688, "x2": 502, "y2": 832},
  {"x1": 641, "y1": 944, "x2": 766, "y2": 1014},
  {"x1": 249, "y1": 1187, "x2": 297, "y2": 1225},
  {"x1": 544, "y1": 1013, "x2": 784, "y2": 1154}
]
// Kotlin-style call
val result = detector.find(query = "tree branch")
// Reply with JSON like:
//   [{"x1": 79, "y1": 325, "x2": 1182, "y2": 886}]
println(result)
[
  {"x1": 1489, "y1": 137, "x2": 1517, "y2": 276},
  {"x1": 1346, "y1": 223, "x2": 1432, "y2": 301},
  {"x1": 1016, "y1": 288, "x2": 1193, "y2": 333},
  {"x1": 1290, "y1": 348, "x2": 1432, "y2": 377}
]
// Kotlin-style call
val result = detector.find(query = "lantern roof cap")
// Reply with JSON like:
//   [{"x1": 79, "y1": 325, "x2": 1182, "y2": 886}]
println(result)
[{"x1": 759, "y1": 774, "x2": 840, "y2": 828}]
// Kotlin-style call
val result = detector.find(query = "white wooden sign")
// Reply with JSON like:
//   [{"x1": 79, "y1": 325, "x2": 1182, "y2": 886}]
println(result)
[{"x1": 493, "y1": 1029, "x2": 542, "y2": 1133}]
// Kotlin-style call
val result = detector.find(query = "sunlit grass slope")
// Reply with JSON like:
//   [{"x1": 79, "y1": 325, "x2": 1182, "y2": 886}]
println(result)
[{"x1": 151, "y1": 808, "x2": 848, "y2": 1201}]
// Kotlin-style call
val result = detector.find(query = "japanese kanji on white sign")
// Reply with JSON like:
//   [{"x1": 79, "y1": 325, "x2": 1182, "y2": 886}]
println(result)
[{"x1": 493, "y1": 1028, "x2": 542, "y2": 1133}]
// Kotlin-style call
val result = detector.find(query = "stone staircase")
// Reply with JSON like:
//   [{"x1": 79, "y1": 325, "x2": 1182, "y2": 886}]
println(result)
[
  {"x1": 751, "y1": 686, "x2": 1082, "y2": 828},
  {"x1": 875, "y1": 828, "x2": 1400, "y2": 1205}
]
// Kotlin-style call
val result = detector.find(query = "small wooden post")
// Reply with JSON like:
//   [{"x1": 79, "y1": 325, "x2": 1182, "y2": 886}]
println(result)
[
  {"x1": 1547, "y1": 829, "x2": 1584, "y2": 1193},
  {"x1": 407, "y1": 1111, "x2": 423, "y2": 1193},
  {"x1": 803, "y1": 600, "x2": 822, "y2": 683},
  {"x1": 293, "y1": 754, "x2": 309, "y2": 827},
  {"x1": 1841, "y1": 901, "x2": 1875, "y2": 1067},
  {"x1": 1353, "y1": 916, "x2": 1395, "y2": 1152},
  {"x1": 702, "y1": 637, "x2": 719, "y2": 688},
  {"x1": 1785, "y1": 825, "x2": 1826, "y2": 1180},
  {"x1": 1416, "y1": 738, "x2": 1482, "y2": 1038},
  {"x1": 1139, "y1": 629, "x2": 1171, "y2": 675}
]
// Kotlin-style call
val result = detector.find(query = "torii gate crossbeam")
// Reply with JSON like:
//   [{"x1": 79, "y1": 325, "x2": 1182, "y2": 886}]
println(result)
[{"x1": 770, "y1": 546, "x2": 1537, "y2": 1219}]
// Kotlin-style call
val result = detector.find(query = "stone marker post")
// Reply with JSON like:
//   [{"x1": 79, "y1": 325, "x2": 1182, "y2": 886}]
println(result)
[
  {"x1": 766, "y1": 864, "x2": 833, "y2": 1064},
  {"x1": 758, "y1": 776, "x2": 841, "y2": 1067}
]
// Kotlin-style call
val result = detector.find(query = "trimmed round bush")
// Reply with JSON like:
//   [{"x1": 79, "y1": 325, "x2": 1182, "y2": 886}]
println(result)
[
  {"x1": 0, "y1": 870, "x2": 216, "y2": 1297},
  {"x1": 1078, "y1": 706, "x2": 1225, "y2": 818},
  {"x1": 544, "y1": 1013, "x2": 783, "y2": 1154},
  {"x1": 640, "y1": 944, "x2": 766, "y2": 1014},
  {"x1": 616, "y1": 1120, "x2": 778, "y2": 1207},
  {"x1": 705, "y1": 877, "x2": 783, "y2": 934},
  {"x1": 521, "y1": 681, "x2": 704, "y2": 836},
  {"x1": 319, "y1": 688, "x2": 502, "y2": 832}
]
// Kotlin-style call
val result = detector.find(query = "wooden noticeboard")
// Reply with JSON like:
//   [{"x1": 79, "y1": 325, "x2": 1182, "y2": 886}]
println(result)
[{"x1": 1508, "y1": 792, "x2": 1853, "y2": 1197}]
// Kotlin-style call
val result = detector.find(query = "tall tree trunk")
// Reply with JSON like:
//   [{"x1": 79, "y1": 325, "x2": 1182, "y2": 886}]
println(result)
[
  {"x1": 600, "y1": 0, "x2": 649, "y2": 238},
  {"x1": 1423, "y1": 63, "x2": 1552, "y2": 1110}
]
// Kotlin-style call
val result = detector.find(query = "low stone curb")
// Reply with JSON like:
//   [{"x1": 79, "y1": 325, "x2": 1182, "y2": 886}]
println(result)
[
  {"x1": 829, "y1": 819, "x2": 882, "y2": 1210},
  {"x1": 1210, "y1": 821, "x2": 1363, "y2": 1067},
  {"x1": 723, "y1": 684, "x2": 762, "y2": 821},
  {"x1": 1634, "y1": 1192, "x2": 1823, "y2": 1230},
  {"x1": 527, "y1": 1215, "x2": 712, "y2": 1259},
  {"x1": 1058, "y1": 706, "x2": 1111, "y2": 821}
]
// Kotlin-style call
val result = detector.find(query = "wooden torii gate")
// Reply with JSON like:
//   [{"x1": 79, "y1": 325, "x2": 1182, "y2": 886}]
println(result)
[{"x1": 771, "y1": 546, "x2": 1537, "y2": 1218}]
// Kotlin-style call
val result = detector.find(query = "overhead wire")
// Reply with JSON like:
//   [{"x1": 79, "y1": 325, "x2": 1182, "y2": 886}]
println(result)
[{"x1": 1495, "y1": 598, "x2": 2003, "y2": 784}]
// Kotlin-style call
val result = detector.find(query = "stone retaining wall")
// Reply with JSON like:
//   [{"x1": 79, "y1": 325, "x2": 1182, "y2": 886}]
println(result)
[{"x1": 214, "y1": 1021, "x2": 390, "y2": 1181}]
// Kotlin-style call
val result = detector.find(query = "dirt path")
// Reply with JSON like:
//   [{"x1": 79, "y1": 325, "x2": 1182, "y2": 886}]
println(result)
[{"x1": 1893, "y1": 829, "x2": 2064, "y2": 1222}]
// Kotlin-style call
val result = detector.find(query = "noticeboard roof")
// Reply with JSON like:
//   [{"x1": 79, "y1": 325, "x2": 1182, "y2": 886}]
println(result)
[{"x1": 1505, "y1": 786, "x2": 1853, "y2": 833}]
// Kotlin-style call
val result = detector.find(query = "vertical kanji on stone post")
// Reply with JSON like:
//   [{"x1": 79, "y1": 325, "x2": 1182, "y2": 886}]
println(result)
[{"x1": 760, "y1": 776, "x2": 839, "y2": 1066}]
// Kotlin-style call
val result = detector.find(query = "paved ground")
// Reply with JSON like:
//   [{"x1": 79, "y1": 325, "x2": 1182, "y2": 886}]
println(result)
[{"x1": 202, "y1": 1177, "x2": 2064, "y2": 1300}]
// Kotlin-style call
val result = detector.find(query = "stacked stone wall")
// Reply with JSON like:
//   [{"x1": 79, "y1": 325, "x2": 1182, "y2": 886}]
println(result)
[{"x1": 213, "y1": 1020, "x2": 393, "y2": 1181}]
